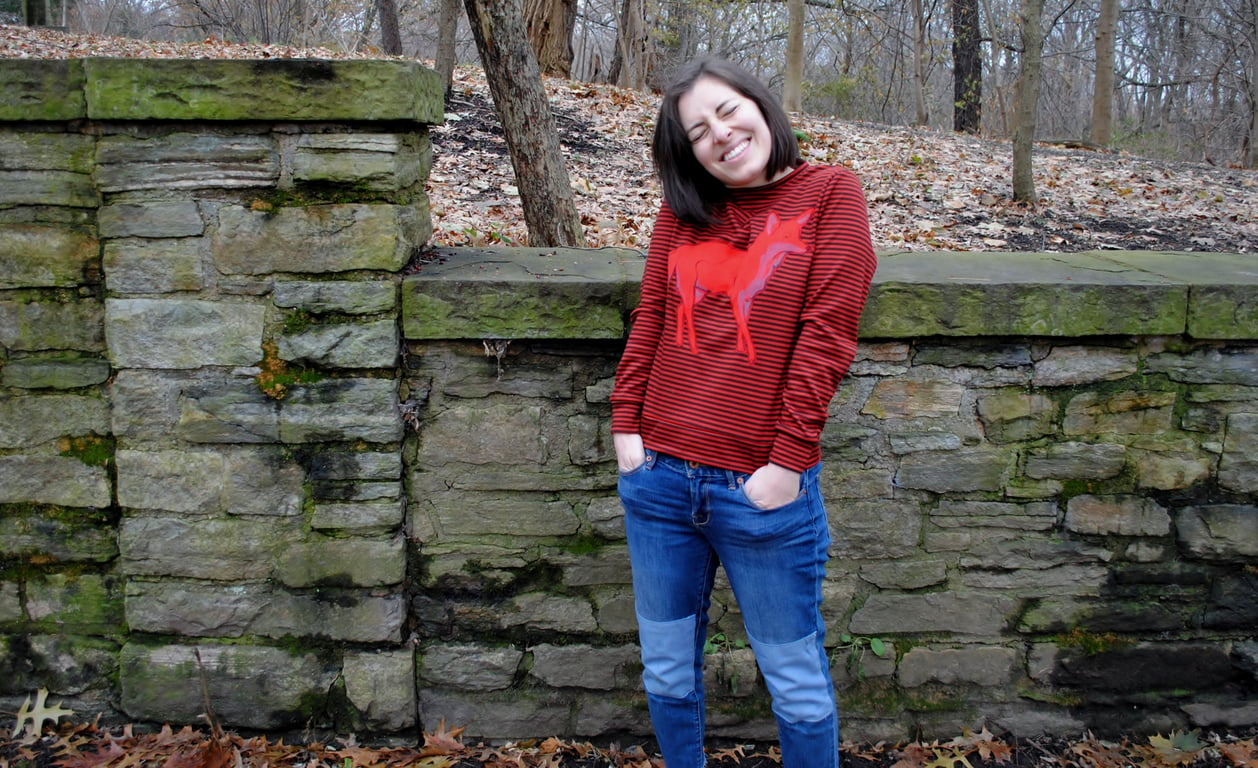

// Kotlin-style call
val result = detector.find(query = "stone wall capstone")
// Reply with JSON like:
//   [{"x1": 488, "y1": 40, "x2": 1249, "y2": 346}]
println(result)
[{"x1": 1, "y1": 57, "x2": 1256, "y2": 749}]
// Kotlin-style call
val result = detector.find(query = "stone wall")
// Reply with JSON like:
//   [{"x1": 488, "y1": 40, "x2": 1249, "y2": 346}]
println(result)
[{"x1": 1, "y1": 58, "x2": 1256, "y2": 747}]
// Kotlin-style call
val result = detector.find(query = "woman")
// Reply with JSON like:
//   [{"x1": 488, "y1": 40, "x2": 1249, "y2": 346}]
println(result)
[{"x1": 610, "y1": 56, "x2": 876, "y2": 768}]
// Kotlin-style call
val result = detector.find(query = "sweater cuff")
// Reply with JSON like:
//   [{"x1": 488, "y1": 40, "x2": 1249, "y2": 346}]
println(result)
[
  {"x1": 610, "y1": 406, "x2": 642, "y2": 435},
  {"x1": 769, "y1": 431, "x2": 819, "y2": 473}
]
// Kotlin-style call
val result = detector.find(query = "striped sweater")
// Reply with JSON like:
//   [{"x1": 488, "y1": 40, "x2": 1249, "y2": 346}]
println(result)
[{"x1": 610, "y1": 163, "x2": 876, "y2": 474}]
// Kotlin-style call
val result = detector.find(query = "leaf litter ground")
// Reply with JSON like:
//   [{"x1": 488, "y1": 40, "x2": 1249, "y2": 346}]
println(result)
[{"x1": 3, "y1": 714, "x2": 1258, "y2": 768}]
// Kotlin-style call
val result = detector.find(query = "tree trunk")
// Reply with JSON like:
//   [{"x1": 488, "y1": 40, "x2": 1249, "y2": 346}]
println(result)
[
  {"x1": 612, "y1": 0, "x2": 649, "y2": 89},
  {"x1": 912, "y1": 0, "x2": 930, "y2": 126},
  {"x1": 524, "y1": 0, "x2": 576, "y2": 77},
  {"x1": 1246, "y1": 0, "x2": 1258, "y2": 167},
  {"x1": 1089, "y1": 0, "x2": 1119, "y2": 146},
  {"x1": 952, "y1": 0, "x2": 982, "y2": 133},
  {"x1": 1013, "y1": 0, "x2": 1045, "y2": 204},
  {"x1": 462, "y1": 0, "x2": 586, "y2": 246},
  {"x1": 22, "y1": 0, "x2": 50, "y2": 26},
  {"x1": 435, "y1": 0, "x2": 461, "y2": 102},
  {"x1": 782, "y1": 0, "x2": 805, "y2": 112},
  {"x1": 377, "y1": 0, "x2": 403, "y2": 55}
]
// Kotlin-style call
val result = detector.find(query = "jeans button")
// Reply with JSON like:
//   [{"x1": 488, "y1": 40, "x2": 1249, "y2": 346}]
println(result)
[{"x1": 687, "y1": 460, "x2": 700, "y2": 469}]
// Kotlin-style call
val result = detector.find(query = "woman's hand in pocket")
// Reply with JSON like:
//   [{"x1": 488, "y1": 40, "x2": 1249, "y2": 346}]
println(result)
[
  {"x1": 743, "y1": 463, "x2": 801, "y2": 509},
  {"x1": 614, "y1": 432, "x2": 646, "y2": 473}
]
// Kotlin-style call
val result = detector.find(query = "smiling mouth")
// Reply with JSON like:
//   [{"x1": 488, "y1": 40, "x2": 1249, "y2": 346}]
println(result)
[{"x1": 722, "y1": 138, "x2": 750, "y2": 163}]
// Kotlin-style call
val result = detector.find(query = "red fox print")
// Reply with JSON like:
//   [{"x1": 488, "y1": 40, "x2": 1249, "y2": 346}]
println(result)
[{"x1": 668, "y1": 210, "x2": 813, "y2": 362}]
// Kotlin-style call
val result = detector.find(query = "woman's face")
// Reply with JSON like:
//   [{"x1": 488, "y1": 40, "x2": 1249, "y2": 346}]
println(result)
[{"x1": 677, "y1": 75, "x2": 781, "y2": 189}]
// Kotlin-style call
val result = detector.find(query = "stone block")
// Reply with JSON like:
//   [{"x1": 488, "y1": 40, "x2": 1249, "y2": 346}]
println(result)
[
  {"x1": 106, "y1": 298, "x2": 265, "y2": 369},
  {"x1": 98, "y1": 201, "x2": 205, "y2": 238},
  {"x1": 273, "y1": 279, "x2": 398, "y2": 314},
  {"x1": 177, "y1": 379, "x2": 281, "y2": 443},
  {"x1": 84, "y1": 58, "x2": 444, "y2": 123},
  {"x1": 1176, "y1": 505, "x2": 1258, "y2": 559},
  {"x1": 119, "y1": 514, "x2": 302, "y2": 580},
  {"x1": 1063, "y1": 390, "x2": 1177, "y2": 436},
  {"x1": 1218, "y1": 412, "x2": 1258, "y2": 492},
  {"x1": 548, "y1": 544, "x2": 632, "y2": 587},
  {"x1": 119, "y1": 642, "x2": 339, "y2": 730},
  {"x1": 293, "y1": 133, "x2": 430, "y2": 192},
  {"x1": 275, "y1": 536, "x2": 405, "y2": 588},
  {"x1": 1065, "y1": 495, "x2": 1172, "y2": 536},
  {"x1": 401, "y1": 247, "x2": 640, "y2": 340},
  {"x1": 863, "y1": 251, "x2": 1185, "y2": 338},
  {"x1": 500, "y1": 593, "x2": 598, "y2": 633},
  {"x1": 311, "y1": 500, "x2": 404, "y2": 534},
  {"x1": 0, "y1": 60, "x2": 87, "y2": 120},
  {"x1": 419, "y1": 643, "x2": 523, "y2": 691},
  {"x1": 422, "y1": 492, "x2": 580, "y2": 538},
  {"x1": 1, "y1": 355, "x2": 111, "y2": 390},
  {"x1": 0, "y1": 170, "x2": 97, "y2": 208},
  {"x1": 976, "y1": 389, "x2": 1056, "y2": 443},
  {"x1": 26, "y1": 572, "x2": 124, "y2": 631},
  {"x1": 14, "y1": 634, "x2": 118, "y2": 696},
  {"x1": 0, "y1": 224, "x2": 98, "y2": 289},
  {"x1": 1051, "y1": 642, "x2": 1235, "y2": 693},
  {"x1": 214, "y1": 203, "x2": 425, "y2": 275},
  {"x1": 849, "y1": 592, "x2": 1018, "y2": 636},
  {"x1": 0, "y1": 456, "x2": 111, "y2": 509},
  {"x1": 0, "y1": 297, "x2": 104, "y2": 352},
  {"x1": 0, "y1": 393, "x2": 110, "y2": 448},
  {"x1": 859, "y1": 559, "x2": 948, "y2": 590},
  {"x1": 861, "y1": 379, "x2": 965, "y2": 419},
  {"x1": 586, "y1": 496, "x2": 625, "y2": 539},
  {"x1": 95, "y1": 133, "x2": 278, "y2": 192},
  {"x1": 1182, "y1": 700, "x2": 1258, "y2": 729},
  {"x1": 343, "y1": 648, "x2": 417, "y2": 731},
  {"x1": 125, "y1": 580, "x2": 404, "y2": 643},
  {"x1": 418, "y1": 403, "x2": 545, "y2": 467},
  {"x1": 418, "y1": 688, "x2": 572, "y2": 742},
  {"x1": 0, "y1": 582, "x2": 20, "y2": 624},
  {"x1": 277, "y1": 378, "x2": 402, "y2": 443},
  {"x1": 117, "y1": 448, "x2": 302, "y2": 517},
  {"x1": 1024, "y1": 441, "x2": 1126, "y2": 480},
  {"x1": 530, "y1": 644, "x2": 640, "y2": 691},
  {"x1": 830, "y1": 499, "x2": 921, "y2": 559},
  {"x1": 1031, "y1": 346, "x2": 1138, "y2": 387},
  {"x1": 898, "y1": 646, "x2": 1019, "y2": 687},
  {"x1": 931, "y1": 500, "x2": 1059, "y2": 532},
  {"x1": 1147, "y1": 347, "x2": 1258, "y2": 386},
  {"x1": 1204, "y1": 572, "x2": 1258, "y2": 629},
  {"x1": 0, "y1": 504, "x2": 116, "y2": 561},
  {"x1": 278, "y1": 317, "x2": 399, "y2": 368},
  {"x1": 894, "y1": 446, "x2": 1013, "y2": 492},
  {"x1": 306, "y1": 450, "x2": 402, "y2": 481},
  {"x1": 103, "y1": 238, "x2": 205, "y2": 293}
]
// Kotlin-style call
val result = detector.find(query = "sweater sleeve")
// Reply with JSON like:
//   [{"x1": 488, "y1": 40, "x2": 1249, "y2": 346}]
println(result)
[
  {"x1": 609, "y1": 204, "x2": 679, "y2": 434},
  {"x1": 770, "y1": 168, "x2": 876, "y2": 471}
]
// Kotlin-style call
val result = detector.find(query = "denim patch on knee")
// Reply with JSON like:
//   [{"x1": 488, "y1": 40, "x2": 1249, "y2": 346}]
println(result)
[
  {"x1": 750, "y1": 631, "x2": 834, "y2": 723},
  {"x1": 637, "y1": 612, "x2": 698, "y2": 699}
]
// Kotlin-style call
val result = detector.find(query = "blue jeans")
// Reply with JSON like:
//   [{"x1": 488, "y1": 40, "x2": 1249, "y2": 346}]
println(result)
[{"x1": 618, "y1": 450, "x2": 839, "y2": 768}]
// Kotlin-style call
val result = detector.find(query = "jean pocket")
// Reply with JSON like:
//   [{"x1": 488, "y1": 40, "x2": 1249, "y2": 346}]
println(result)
[{"x1": 738, "y1": 482, "x2": 805, "y2": 512}]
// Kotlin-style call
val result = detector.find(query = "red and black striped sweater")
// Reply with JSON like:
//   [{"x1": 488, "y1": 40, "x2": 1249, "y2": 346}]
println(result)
[{"x1": 610, "y1": 163, "x2": 877, "y2": 474}]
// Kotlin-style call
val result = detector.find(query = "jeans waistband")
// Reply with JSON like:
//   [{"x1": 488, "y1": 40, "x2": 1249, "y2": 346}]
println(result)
[{"x1": 648, "y1": 449, "x2": 744, "y2": 481}]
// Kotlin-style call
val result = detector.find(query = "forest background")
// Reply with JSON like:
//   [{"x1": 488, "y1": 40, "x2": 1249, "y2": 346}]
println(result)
[{"x1": 6, "y1": 0, "x2": 1258, "y2": 173}]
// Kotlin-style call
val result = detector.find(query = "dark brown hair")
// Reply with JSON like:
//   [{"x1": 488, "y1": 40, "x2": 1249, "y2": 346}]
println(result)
[{"x1": 652, "y1": 57, "x2": 800, "y2": 226}]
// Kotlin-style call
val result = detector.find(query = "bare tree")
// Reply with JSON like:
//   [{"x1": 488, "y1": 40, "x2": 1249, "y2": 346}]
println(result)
[
  {"x1": 378, "y1": 0, "x2": 403, "y2": 54},
  {"x1": 952, "y1": 0, "x2": 982, "y2": 132},
  {"x1": 525, "y1": 0, "x2": 576, "y2": 76},
  {"x1": 783, "y1": 0, "x2": 805, "y2": 111},
  {"x1": 462, "y1": 0, "x2": 585, "y2": 246},
  {"x1": 435, "y1": 0, "x2": 461, "y2": 100},
  {"x1": 1089, "y1": 0, "x2": 1119, "y2": 146},
  {"x1": 1012, "y1": 0, "x2": 1045, "y2": 204},
  {"x1": 611, "y1": 0, "x2": 650, "y2": 88},
  {"x1": 911, "y1": 0, "x2": 930, "y2": 126}
]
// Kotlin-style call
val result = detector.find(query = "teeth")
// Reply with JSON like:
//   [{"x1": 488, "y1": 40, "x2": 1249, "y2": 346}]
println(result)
[{"x1": 723, "y1": 139, "x2": 749, "y2": 162}]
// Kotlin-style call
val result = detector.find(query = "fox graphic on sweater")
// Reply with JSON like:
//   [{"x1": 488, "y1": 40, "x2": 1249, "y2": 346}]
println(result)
[{"x1": 667, "y1": 210, "x2": 813, "y2": 363}]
